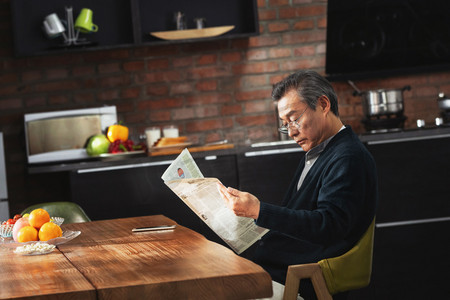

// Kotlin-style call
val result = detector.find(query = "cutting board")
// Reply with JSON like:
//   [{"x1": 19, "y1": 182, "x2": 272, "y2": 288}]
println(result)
[{"x1": 148, "y1": 143, "x2": 234, "y2": 156}]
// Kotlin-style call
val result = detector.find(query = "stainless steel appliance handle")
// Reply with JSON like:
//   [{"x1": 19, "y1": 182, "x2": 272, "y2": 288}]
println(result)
[
  {"x1": 77, "y1": 160, "x2": 174, "y2": 174},
  {"x1": 376, "y1": 216, "x2": 450, "y2": 228},
  {"x1": 367, "y1": 133, "x2": 450, "y2": 145},
  {"x1": 245, "y1": 147, "x2": 304, "y2": 157}
]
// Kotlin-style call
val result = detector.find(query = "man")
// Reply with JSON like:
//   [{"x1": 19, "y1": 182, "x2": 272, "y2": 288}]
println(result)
[
  {"x1": 177, "y1": 167, "x2": 185, "y2": 178},
  {"x1": 218, "y1": 70, "x2": 378, "y2": 299}
]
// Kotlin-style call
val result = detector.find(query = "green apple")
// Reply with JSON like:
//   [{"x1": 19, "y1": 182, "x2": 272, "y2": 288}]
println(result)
[{"x1": 86, "y1": 134, "x2": 111, "y2": 156}]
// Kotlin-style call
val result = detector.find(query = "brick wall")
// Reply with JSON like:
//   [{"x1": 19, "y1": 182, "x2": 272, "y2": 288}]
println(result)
[{"x1": 1, "y1": 0, "x2": 449, "y2": 215}]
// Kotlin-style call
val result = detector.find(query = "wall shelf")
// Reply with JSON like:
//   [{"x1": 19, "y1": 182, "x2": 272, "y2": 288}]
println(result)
[
  {"x1": 10, "y1": 0, "x2": 259, "y2": 57},
  {"x1": 149, "y1": 26, "x2": 235, "y2": 41}
]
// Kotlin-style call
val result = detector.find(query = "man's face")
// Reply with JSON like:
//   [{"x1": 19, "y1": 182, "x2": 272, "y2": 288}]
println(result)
[{"x1": 277, "y1": 89, "x2": 328, "y2": 152}]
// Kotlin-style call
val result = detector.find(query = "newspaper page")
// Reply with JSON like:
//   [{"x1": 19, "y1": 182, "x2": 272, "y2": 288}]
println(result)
[
  {"x1": 161, "y1": 148, "x2": 204, "y2": 181},
  {"x1": 161, "y1": 149, "x2": 268, "y2": 254}
]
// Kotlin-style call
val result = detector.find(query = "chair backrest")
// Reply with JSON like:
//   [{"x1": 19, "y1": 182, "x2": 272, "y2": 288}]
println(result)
[
  {"x1": 21, "y1": 201, "x2": 91, "y2": 224},
  {"x1": 317, "y1": 218, "x2": 375, "y2": 295}
]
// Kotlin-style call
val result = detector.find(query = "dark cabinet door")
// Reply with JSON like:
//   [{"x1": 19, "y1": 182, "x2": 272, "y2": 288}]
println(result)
[
  {"x1": 237, "y1": 147, "x2": 305, "y2": 206},
  {"x1": 350, "y1": 221, "x2": 450, "y2": 299},
  {"x1": 349, "y1": 136, "x2": 450, "y2": 299},
  {"x1": 70, "y1": 154, "x2": 237, "y2": 247},
  {"x1": 366, "y1": 136, "x2": 450, "y2": 223}
]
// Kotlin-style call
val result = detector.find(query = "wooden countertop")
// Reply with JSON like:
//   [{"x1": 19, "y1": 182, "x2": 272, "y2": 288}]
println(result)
[{"x1": 0, "y1": 215, "x2": 272, "y2": 299}]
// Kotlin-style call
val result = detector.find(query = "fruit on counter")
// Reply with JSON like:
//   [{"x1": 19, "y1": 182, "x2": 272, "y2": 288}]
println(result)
[
  {"x1": 107, "y1": 123, "x2": 129, "y2": 143},
  {"x1": 2, "y1": 214, "x2": 22, "y2": 225},
  {"x1": 38, "y1": 222, "x2": 62, "y2": 241},
  {"x1": 12, "y1": 217, "x2": 29, "y2": 242},
  {"x1": 11, "y1": 208, "x2": 63, "y2": 243},
  {"x1": 86, "y1": 134, "x2": 111, "y2": 156},
  {"x1": 29, "y1": 208, "x2": 50, "y2": 229},
  {"x1": 17, "y1": 226, "x2": 39, "y2": 243},
  {"x1": 109, "y1": 139, "x2": 134, "y2": 153},
  {"x1": 108, "y1": 139, "x2": 146, "y2": 153}
]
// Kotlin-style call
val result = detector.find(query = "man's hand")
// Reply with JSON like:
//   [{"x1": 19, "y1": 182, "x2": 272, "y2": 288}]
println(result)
[{"x1": 217, "y1": 182, "x2": 260, "y2": 219}]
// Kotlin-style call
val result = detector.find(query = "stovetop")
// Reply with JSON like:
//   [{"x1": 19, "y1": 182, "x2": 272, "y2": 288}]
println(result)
[
  {"x1": 359, "y1": 125, "x2": 450, "y2": 144},
  {"x1": 362, "y1": 115, "x2": 407, "y2": 132}
]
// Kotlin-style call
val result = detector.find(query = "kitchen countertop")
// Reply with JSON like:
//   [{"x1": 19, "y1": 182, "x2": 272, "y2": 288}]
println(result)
[
  {"x1": 28, "y1": 146, "x2": 239, "y2": 174},
  {"x1": 358, "y1": 125, "x2": 450, "y2": 144},
  {"x1": 28, "y1": 125, "x2": 450, "y2": 174}
]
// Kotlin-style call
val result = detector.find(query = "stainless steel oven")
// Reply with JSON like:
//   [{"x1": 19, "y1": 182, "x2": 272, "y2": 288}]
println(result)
[{"x1": 24, "y1": 106, "x2": 117, "y2": 164}]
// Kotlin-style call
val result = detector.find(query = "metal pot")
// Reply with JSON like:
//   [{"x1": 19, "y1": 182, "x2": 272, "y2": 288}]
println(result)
[{"x1": 349, "y1": 81, "x2": 411, "y2": 117}]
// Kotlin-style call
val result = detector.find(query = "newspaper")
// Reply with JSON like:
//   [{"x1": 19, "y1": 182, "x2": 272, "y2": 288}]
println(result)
[{"x1": 161, "y1": 149, "x2": 268, "y2": 254}]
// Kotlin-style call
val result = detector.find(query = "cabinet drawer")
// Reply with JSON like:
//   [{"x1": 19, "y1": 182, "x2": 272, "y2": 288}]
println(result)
[{"x1": 367, "y1": 137, "x2": 450, "y2": 223}]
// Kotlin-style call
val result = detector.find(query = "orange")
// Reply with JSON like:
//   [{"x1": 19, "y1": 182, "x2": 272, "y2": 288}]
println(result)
[
  {"x1": 29, "y1": 208, "x2": 50, "y2": 229},
  {"x1": 17, "y1": 226, "x2": 38, "y2": 243},
  {"x1": 38, "y1": 222, "x2": 62, "y2": 241}
]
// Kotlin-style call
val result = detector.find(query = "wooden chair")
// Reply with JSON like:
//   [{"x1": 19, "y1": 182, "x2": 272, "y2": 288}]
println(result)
[
  {"x1": 21, "y1": 201, "x2": 91, "y2": 224},
  {"x1": 283, "y1": 218, "x2": 376, "y2": 300}
]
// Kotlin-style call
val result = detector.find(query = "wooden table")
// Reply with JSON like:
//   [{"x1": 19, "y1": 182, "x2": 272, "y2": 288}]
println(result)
[{"x1": 0, "y1": 215, "x2": 272, "y2": 299}]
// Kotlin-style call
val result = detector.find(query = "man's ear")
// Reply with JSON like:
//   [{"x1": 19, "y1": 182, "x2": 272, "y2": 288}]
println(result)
[{"x1": 318, "y1": 95, "x2": 331, "y2": 113}]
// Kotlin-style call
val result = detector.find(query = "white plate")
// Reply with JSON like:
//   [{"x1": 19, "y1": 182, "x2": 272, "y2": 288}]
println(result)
[
  {"x1": 19, "y1": 249, "x2": 55, "y2": 255},
  {"x1": 14, "y1": 243, "x2": 56, "y2": 255},
  {"x1": 0, "y1": 230, "x2": 81, "y2": 248}
]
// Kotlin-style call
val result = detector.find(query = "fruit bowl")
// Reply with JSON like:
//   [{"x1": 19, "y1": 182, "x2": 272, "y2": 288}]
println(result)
[
  {"x1": 0, "y1": 224, "x2": 13, "y2": 238},
  {"x1": 50, "y1": 217, "x2": 64, "y2": 226},
  {"x1": 0, "y1": 230, "x2": 81, "y2": 248}
]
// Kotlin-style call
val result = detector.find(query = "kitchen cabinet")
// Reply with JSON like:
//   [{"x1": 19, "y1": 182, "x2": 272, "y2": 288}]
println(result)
[
  {"x1": 70, "y1": 154, "x2": 238, "y2": 247},
  {"x1": 349, "y1": 134, "x2": 450, "y2": 299},
  {"x1": 367, "y1": 135, "x2": 450, "y2": 223},
  {"x1": 10, "y1": 0, "x2": 259, "y2": 57},
  {"x1": 350, "y1": 221, "x2": 450, "y2": 299},
  {"x1": 237, "y1": 146, "x2": 305, "y2": 206}
]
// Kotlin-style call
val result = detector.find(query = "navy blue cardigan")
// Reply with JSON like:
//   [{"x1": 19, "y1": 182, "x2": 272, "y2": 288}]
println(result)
[{"x1": 253, "y1": 126, "x2": 378, "y2": 284}]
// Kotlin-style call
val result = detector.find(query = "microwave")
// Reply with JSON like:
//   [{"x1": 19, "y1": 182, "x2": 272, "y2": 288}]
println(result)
[{"x1": 24, "y1": 106, "x2": 117, "y2": 164}]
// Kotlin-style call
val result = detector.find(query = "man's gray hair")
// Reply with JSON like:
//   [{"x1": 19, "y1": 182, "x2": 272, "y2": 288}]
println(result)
[{"x1": 271, "y1": 70, "x2": 339, "y2": 116}]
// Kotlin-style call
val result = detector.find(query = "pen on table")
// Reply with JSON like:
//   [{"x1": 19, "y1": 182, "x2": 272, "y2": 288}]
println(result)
[{"x1": 132, "y1": 225, "x2": 176, "y2": 232}]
